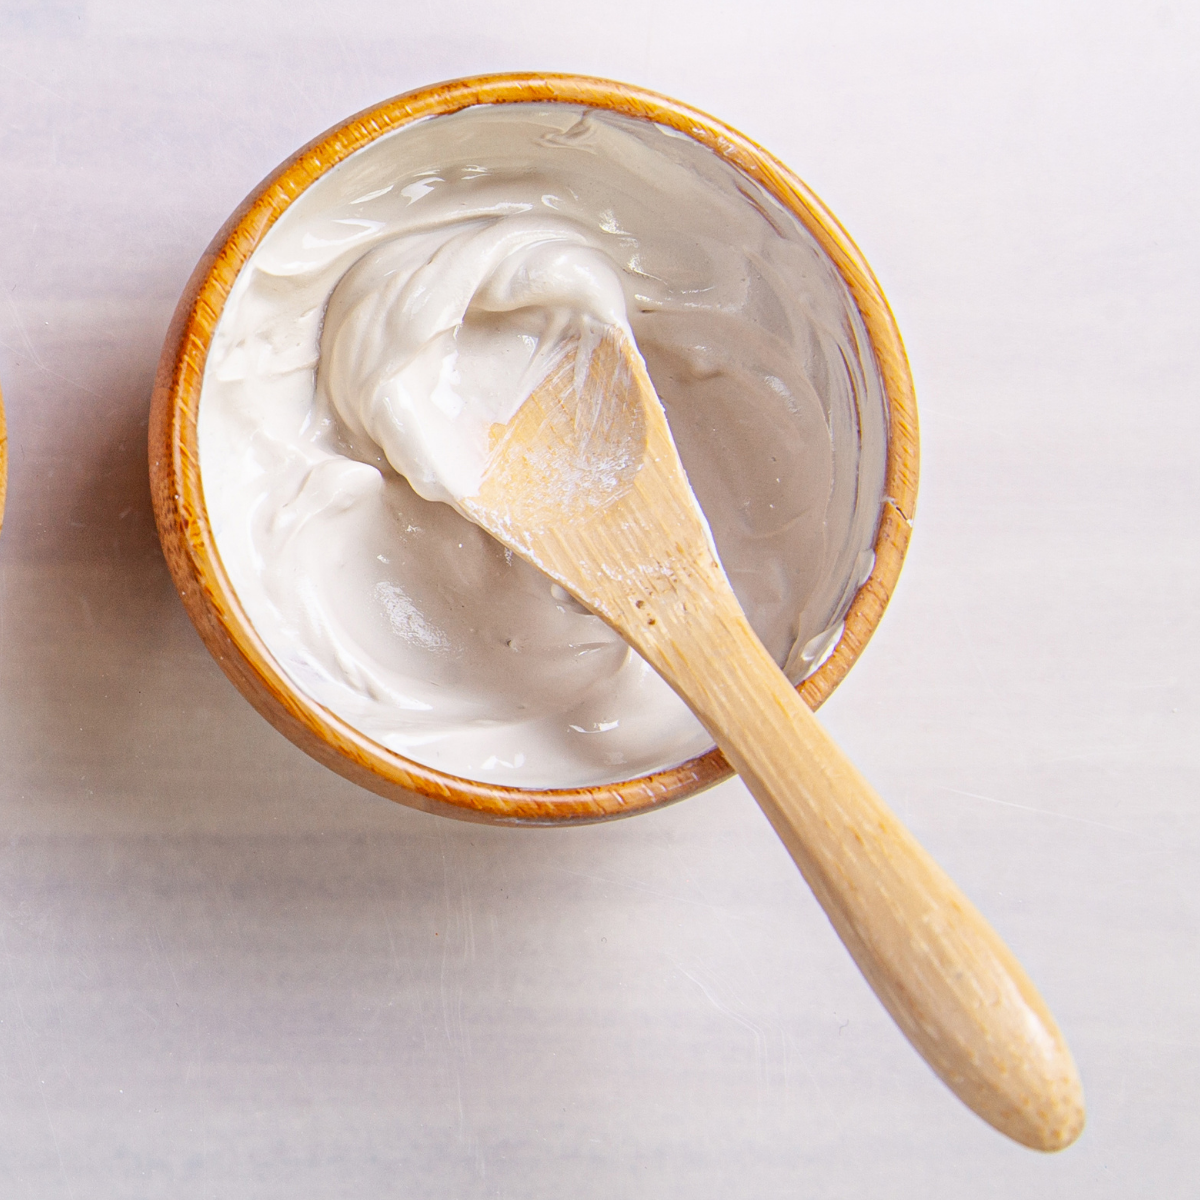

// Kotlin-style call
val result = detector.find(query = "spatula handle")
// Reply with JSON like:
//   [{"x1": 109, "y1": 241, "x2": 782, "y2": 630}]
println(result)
[{"x1": 643, "y1": 594, "x2": 1084, "y2": 1151}]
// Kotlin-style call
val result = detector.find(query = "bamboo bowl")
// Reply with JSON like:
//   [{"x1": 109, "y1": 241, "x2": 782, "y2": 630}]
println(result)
[
  {"x1": 0, "y1": 383, "x2": 7, "y2": 539},
  {"x1": 149, "y1": 73, "x2": 919, "y2": 826}
]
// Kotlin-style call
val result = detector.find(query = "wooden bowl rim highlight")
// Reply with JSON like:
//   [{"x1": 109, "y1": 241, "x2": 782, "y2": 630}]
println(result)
[{"x1": 149, "y1": 72, "x2": 919, "y2": 826}]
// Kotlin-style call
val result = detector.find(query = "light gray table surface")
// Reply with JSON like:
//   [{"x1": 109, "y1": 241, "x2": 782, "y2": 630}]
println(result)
[{"x1": 1, "y1": 2, "x2": 1196, "y2": 1196}]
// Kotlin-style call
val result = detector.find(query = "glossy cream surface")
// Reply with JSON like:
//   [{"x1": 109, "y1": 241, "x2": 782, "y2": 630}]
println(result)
[{"x1": 198, "y1": 103, "x2": 888, "y2": 788}]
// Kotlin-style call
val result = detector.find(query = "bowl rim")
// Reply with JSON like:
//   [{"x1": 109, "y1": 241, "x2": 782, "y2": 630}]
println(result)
[{"x1": 149, "y1": 71, "x2": 919, "y2": 826}]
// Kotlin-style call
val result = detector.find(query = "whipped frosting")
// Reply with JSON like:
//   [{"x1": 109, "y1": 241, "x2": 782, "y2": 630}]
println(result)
[{"x1": 198, "y1": 103, "x2": 888, "y2": 788}]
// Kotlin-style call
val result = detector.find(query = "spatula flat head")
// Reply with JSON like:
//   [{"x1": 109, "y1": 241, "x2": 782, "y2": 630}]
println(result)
[{"x1": 466, "y1": 326, "x2": 650, "y2": 542}]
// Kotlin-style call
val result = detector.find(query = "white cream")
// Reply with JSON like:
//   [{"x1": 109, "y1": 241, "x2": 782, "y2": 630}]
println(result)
[
  {"x1": 198, "y1": 104, "x2": 888, "y2": 789},
  {"x1": 321, "y1": 215, "x2": 632, "y2": 511}
]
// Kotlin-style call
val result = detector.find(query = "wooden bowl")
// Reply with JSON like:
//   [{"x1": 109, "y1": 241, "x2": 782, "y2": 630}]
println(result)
[
  {"x1": 0, "y1": 382, "x2": 7, "y2": 540},
  {"x1": 149, "y1": 73, "x2": 919, "y2": 826}
]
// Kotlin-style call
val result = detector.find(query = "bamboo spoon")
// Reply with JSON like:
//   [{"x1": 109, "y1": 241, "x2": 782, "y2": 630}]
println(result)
[{"x1": 462, "y1": 326, "x2": 1085, "y2": 1151}]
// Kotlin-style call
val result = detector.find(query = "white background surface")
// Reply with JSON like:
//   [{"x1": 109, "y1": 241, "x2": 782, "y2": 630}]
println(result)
[{"x1": 1, "y1": 1, "x2": 1197, "y2": 1195}]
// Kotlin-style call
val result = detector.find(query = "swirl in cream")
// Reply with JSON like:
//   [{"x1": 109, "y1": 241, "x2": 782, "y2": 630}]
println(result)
[{"x1": 322, "y1": 215, "x2": 631, "y2": 511}]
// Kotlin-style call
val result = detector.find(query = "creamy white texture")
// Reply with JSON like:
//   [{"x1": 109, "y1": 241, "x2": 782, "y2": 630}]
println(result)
[
  {"x1": 198, "y1": 104, "x2": 888, "y2": 788},
  {"x1": 322, "y1": 216, "x2": 631, "y2": 510}
]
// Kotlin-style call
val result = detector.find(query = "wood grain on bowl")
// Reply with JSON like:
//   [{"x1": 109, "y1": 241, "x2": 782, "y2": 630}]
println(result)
[{"x1": 148, "y1": 72, "x2": 919, "y2": 825}]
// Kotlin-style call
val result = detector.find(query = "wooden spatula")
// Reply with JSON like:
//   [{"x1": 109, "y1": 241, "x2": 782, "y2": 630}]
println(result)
[{"x1": 461, "y1": 325, "x2": 1085, "y2": 1151}]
